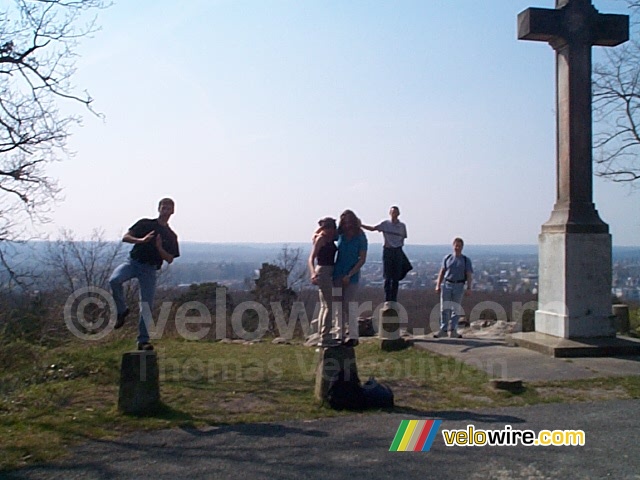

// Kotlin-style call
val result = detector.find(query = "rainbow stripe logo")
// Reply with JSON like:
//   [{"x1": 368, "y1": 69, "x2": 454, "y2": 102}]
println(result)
[{"x1": 389, "y1": 419, "x2": 442, "y2": 452}]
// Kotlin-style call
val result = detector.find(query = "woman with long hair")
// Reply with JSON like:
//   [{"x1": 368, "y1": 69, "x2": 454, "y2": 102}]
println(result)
[
  {"x1": 332, "y1": 209, "x2": 368, "y2": 347},
  {"x1": 308, "y1": 217, "x2": 340, "y2": 347}
]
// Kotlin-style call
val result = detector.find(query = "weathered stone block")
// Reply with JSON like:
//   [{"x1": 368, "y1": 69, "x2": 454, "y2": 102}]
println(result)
[
  {"x1": 378, "y1": 306, "x2": 401, "y2": 340},
  {"x1": 489, "y1": 378, "x2": 524, "y2": 393},
  {"x1": 612, "y1": 304, "x2": 630, "y2": 334},
  {"x1": 381, "y1": 337, "x2": 411, "y2": 352},
  {"x1": 536, "y1": 232, "x2": 615, "y2": 338},
  {"x1": 314, "y1": 346, "x2": 358, "y2": 402},
  {"x1": 118, "y1": 351, "x2": 160, "y2": 415}
]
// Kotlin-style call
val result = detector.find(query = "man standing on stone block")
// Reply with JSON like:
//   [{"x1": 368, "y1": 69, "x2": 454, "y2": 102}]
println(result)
[
  {"x1": 109, "y1": 198, "x2": 180, "y2": 351},
  {"x1": 362, "y1": 206, "x2": 412, "y2": 303},
  {"x1": 434, "y1": 237, "x2": 473, "y2": 339}
]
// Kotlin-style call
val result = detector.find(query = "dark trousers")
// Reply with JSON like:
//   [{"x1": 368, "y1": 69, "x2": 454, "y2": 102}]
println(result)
[
  {"x1": 383, "y1": 247, "x2": 404, "y2": 302},
  {"x1": 384, "y1": 277, "x2": 399, "y2": 302}
]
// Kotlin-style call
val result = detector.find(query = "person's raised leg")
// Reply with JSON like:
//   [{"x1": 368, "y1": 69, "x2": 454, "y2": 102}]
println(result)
[{"x1": 109, "y1": 259, "x2": 136, "y2": 329}]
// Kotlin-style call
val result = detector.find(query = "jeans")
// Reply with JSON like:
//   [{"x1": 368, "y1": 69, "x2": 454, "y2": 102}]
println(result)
[
  {"x1": 333, "y1": 279, "x2": 360, "y2": 340},
  {"x1": 440, "y1": 282, "x2": 465, "y2": 332},
  {"x1": 109, "y1": 258, "x2": 157, "y2": 344},
  {"x1": 315, "y1": 265, "x2": 334, "y2": 342}
]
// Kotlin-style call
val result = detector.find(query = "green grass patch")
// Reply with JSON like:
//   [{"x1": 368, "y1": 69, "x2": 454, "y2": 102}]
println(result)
[
  {"x1": 1, "y1": 337, "x2": 639, "y2": 471},
  {"x1": 629, "y1": 307, "x2": 640, "y2": 337}
]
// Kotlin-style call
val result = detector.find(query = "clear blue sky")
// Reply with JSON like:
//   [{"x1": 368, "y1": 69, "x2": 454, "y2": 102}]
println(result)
[{"x1": 46, "y1": 0, "x2": 639, "y2": 246}]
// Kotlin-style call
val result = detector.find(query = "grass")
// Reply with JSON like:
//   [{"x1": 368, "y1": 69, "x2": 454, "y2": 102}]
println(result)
[
  {"x1": 1, "y1": 337, "x2": 639, "y2": 471},
  {"x1": 628, "y1": 306, "x2": 640, "y2": 337}
]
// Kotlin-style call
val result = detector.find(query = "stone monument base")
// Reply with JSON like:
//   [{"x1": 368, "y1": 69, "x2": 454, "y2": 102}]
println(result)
[
  {"x1": 118, "y1": 351, "x2": 160, "y2": 415},
  {"x1": 507, "y1": 331, "x2": 640, "y2": 358},
  {"x1": 536, "y1": 231, "x2": 615, "y2": 338}
]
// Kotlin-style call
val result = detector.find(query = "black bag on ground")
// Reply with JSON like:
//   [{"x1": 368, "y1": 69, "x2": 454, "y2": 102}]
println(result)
[
  {"x1": 326, "y1": 368, "x2": 366, "y2": 410},
  {"x1": 362, "y1": 377, "x2": 394, "y2": 409},
  {"x1": 358, "y1": 316, "x2": 375, "y2": 337}
]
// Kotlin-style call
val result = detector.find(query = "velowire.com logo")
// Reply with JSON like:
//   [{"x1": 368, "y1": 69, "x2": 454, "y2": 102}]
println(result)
[{"x1": 389, "y1": 419, "x2": 442, "y2": 452}]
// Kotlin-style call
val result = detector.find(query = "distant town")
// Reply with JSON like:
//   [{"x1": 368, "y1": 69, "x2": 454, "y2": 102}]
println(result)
[
  {"x1": 3, "y1": 241, "x2": 639, "y2": 300},
  {"x1": 161, "y1": 243, "x2": 640, "y2": 301}
]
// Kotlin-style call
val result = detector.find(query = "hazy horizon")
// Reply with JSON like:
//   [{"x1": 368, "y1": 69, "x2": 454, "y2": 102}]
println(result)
[{"x1": 16, "y1": 239, "x2": 640, "y2": 252}]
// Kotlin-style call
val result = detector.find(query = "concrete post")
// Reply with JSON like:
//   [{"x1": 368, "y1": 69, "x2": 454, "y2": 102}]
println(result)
[
  {"x1": 612, "y1": 304, "x2": 630, "y2": 334},
  {"x1": 118, "y1": 351, "x2": 160, "y2": 415},
  {"x1": 314, "y1": 346, "x2": 358, "y2": 403},
  {"x1": 378, "y1": 306, "x2": 400, "y2": 340},
  {"x1": 378, "y1": 305, "x2": 409, "y2": 351}
]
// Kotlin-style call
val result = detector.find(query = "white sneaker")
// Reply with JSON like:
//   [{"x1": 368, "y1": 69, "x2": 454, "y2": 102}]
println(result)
[
  {"x1": 433, "y1": 330, "x2": 447, "y2": 338},
  {"x1": 449, "y1": 331, "x2": 462, "y2": 338}
]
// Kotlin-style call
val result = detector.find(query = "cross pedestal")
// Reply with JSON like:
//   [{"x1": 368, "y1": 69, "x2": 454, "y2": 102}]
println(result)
[
  {"x1": 508, "y1": 1, "x2": 640, "y2": 355},
  {"x1": 536, "y1": 232, "x2": 613, "y2": 338}
]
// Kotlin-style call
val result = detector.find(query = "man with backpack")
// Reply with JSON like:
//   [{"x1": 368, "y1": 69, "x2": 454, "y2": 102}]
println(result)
[{"x1": 434, "y1": 237, "x2": 473, "y2": 339}]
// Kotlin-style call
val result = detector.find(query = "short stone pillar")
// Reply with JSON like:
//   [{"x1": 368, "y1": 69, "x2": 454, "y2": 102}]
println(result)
[
  {"x1": 489, "y1": 378, "x2": 524, "y2": 394},
  {"x1": 378, "y1": 304, "x2": 409, "y2": 351},
  {"x1": 378, "y1": 305, "x2": 401, "y2": 340},
  {"x1": 118, "y1": 351, "x2": 160, "y2": 415},
  {"x1": 612, "y1": 304, "x2": 630, "y2": 334},
  {"x1": 314, "y1": 346, "x2": 358, "y2": 402}
]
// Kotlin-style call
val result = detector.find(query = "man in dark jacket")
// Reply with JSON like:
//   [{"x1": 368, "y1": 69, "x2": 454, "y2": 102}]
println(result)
[{"x1": 109, "y1": 198, "x2": 180, "y2": 350}]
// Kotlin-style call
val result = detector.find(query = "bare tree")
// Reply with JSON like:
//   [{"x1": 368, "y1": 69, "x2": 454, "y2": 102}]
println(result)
[
  {"x1": 593, "y1": 1, "x2": 640, "y2": 182},
  {"x1": 32, "y1": 228, "x2": 124, "y2": 341},
  {"x1": 0, "y1": 0, "x2": 108, "y2": 241},
  {"x1": 275, "y1": 244, "x2": 307, "y2": 290},
  {"x1": 0, "y1": 228, "x2": 123, "y2": 343},
  {"x1": 43, "y1": 228, "x2": 125, "y2": 293}
]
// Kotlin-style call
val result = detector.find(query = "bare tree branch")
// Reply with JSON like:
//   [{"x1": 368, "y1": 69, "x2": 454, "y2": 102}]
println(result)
[
  {"x1": 593, "y1": 1, "x2": 640, "y2": 184},
  {"x1": 0, "y1": 0, "x2": 109, "y2": 246},
  {"x1": 42, "y1": 228, "x2": 125, "y2": 293}
]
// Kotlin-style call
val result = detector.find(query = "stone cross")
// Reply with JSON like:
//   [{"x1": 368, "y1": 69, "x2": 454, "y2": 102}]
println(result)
[
  {"x1": 518, "y1": 0, "x2": 628, "y2": 233},
  {"x1": 514, "y1": 1, "x2": 629, "y2": 342}
]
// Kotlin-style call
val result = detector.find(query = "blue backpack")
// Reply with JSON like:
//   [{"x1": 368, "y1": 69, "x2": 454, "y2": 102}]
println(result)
[{"x1": 362, "y1": 377, "x2": 394, "y2": 409}]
